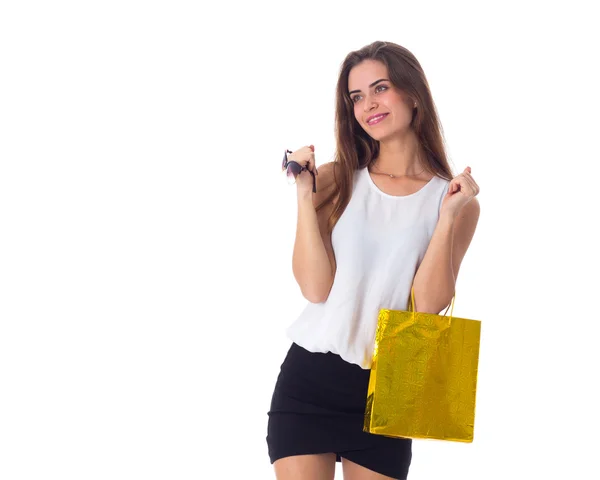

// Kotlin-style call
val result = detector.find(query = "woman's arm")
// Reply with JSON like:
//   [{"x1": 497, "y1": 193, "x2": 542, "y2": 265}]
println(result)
[
  {"x1": 412, "y1": 197, "x2": 480, "y2": 313},
  {"x1": 292, "y1": 162, "x2": 338, "y2": 303}
]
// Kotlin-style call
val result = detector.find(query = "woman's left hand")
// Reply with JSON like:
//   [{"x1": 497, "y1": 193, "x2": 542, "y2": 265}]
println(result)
[{"x1": 440, "y1": 167, "x2": 480, "y2": 219}]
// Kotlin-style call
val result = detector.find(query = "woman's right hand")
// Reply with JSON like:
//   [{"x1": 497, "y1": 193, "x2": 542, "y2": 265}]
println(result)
[{"x1": 287, "y1": 145, "x2": 318, "y2": 196}]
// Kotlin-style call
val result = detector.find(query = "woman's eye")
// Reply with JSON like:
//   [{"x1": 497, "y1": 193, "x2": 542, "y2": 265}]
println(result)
[{"x1": 351, "y1": 85, "x2": 387, "y2": 103}]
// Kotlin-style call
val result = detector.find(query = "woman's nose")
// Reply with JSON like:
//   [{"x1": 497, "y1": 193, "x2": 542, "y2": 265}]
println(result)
[{"x1": 363, "y1": 98, "x2": 377, "y2": 112}]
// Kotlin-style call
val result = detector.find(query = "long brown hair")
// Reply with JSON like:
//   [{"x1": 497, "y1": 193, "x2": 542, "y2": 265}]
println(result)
[{"x1": 317, "y1": 41, "x2": 454, "y2": 234}]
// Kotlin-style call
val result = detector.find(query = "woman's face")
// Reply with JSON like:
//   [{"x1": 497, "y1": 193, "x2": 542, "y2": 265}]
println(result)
[{"x1": 347, "y1": 59, "x2": 414, "y2": 141}]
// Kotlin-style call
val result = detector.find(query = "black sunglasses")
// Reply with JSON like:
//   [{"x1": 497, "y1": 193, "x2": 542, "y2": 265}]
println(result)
[{"x1": 282, "y1": 149, "x2": 317, "y2": 193}]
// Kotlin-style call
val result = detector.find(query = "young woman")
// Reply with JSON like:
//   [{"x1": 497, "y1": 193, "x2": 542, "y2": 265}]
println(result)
[{"x1": 267, "y1": 41, "x2": 480, "y2": 480}]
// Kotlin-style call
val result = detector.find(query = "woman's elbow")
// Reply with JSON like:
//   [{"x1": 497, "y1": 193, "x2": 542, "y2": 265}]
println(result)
[{"x1": 300, "y1": 281, "x2": 333, "y2": 304}]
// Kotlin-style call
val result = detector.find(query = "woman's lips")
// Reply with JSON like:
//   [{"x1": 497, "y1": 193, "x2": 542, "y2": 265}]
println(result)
[{"x1": 367, "y1": 113, "x2": 388, "y2": 125}]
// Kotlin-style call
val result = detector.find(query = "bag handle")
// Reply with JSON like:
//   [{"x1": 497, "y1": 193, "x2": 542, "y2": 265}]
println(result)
[{"x1": 410, "y1": 286, "x2": 455, "y2": 325}]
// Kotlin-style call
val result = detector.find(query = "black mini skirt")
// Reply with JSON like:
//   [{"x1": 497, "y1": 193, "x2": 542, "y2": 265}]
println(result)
[{"x1": 266, "y1": 342, "x2": 412, "y2": 479}]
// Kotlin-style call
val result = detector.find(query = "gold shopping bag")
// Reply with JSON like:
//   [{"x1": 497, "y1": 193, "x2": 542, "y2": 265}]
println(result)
[{"x1": 363, "y1": 287, "x2": 481, "y2": 442}]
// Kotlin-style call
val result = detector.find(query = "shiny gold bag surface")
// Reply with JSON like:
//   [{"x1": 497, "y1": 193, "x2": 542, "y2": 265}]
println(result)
[{"x1": 364, "y1": 287, "x2": 481, "y2": 442}]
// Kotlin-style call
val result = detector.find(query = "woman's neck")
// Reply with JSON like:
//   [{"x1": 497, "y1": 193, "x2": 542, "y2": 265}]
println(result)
[{"x1": 372, "y1": 131, "x2": 424, "y2": 176}]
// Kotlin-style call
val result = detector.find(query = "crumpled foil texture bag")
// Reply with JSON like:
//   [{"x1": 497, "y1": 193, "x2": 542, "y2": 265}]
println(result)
[{"x1": 364, "y1": 300, "x2": 481, "y2": 442}]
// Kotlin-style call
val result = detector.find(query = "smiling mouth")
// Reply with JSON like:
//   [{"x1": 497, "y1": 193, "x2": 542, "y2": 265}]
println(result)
[{"x1": 367, "y1": 114, "x2": 388, "y2": 125}]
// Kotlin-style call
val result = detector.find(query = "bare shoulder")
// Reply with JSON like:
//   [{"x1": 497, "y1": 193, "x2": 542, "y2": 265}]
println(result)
[
  {"x1": 454, "y1": 196, "x2": 480, "y2": 239},
  {"x1": 451, "y1": 196, "x2": 480, "y2": 277},
  {"x1": 316, "y1": 161, "x2": 338, "y2": 188},
  {"x1": 458, "y1": 196, "x2": 481, "y2": 222},
  {"x1": 313, "y1": 161, "x2": 339, "y2": 208}
]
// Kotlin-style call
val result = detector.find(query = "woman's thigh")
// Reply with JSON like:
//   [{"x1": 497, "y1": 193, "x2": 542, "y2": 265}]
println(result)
[
  {"x1": 341, "y1": 458, "x2": 397, "y2": 480},
  {"x1": 273, "y1": 453, "x2": 337, "y2": 480}
]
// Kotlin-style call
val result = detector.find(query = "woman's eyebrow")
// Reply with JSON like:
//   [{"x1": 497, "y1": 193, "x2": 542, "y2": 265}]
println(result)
[{"x1": 348, "y1": 78, "x2": 389, "y2": 95}]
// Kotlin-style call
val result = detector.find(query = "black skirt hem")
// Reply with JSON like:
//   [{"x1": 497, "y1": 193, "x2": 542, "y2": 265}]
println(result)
[{"x1": 266, "y1": 342, "x2": 412, "y2": 479}]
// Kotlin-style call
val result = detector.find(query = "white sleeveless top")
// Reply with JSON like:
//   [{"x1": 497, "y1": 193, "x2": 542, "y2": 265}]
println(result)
[{"x1": 286, "y1": 166, "x2": 451, "y2": 369}]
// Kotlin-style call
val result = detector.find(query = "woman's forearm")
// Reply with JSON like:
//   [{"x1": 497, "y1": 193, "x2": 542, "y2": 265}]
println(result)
[
  {"x1": 411, "y1": 214, "x2": 456, "y2": 313},
  {"x1": 292, "y1": 193, "x2": 334, "y2": 303}
]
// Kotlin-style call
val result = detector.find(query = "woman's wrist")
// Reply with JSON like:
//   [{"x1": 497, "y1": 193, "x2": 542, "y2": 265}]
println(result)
[
  {"x1": 437, "y1": 211, "x2": 457, "y2": 228},
  {"x1": 297, "y1": 189, "x2": 314, "y2": 204}
]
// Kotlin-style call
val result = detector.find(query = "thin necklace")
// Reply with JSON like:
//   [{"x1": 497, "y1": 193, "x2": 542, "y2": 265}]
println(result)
[{"x1": 370, "y1": 162, "x2": 426, "y2": 179}]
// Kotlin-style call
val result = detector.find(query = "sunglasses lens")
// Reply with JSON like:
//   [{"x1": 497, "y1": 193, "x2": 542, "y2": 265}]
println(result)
[
  {"x1": 286, "y1": 162, "x2": 302, "y2": 184},
  {"x1": 282, "y1": 151, "x2": 288, "y2": 171}
]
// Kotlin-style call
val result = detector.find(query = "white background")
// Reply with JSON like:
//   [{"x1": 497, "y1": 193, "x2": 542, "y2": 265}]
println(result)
[{"x1": 1, "y1": 1, "x2": 599, "y2": 479}]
